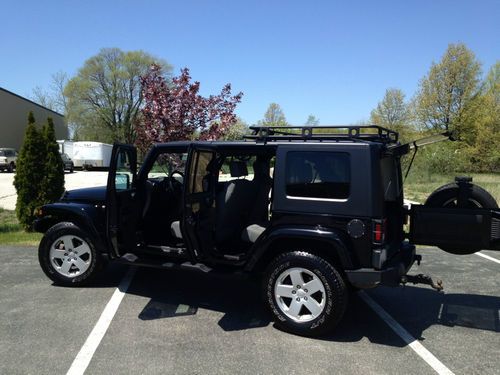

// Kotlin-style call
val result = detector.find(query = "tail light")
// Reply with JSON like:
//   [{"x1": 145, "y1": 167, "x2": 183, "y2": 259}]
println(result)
[{"x1": 372, "y1": 218, "x2": 387, "y2": 244}]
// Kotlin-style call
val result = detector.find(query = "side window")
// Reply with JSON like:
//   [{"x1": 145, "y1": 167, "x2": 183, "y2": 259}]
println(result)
[
  {"x1": 115, "y1": 149, "x2": 134, "y2": 191},
  {"x1": 285, "y1": 151, "x2": 350, "y2": 200},
  {"x1": 148, "y1": 153, "x2": 187, "y2": 180},
  {"x1": 380, "y1": 157, "x2": 399, "y2": 201},
  {"x1": 188, "y1": 151, "x2": 215, "y2": 193}
]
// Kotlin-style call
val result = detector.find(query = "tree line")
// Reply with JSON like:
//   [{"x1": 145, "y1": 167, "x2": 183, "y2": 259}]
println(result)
[
  {"x1": 370, "y1": 43, "x2": 499, "y2": 173},
  {"x1": 33, "y1": 44, "x2": 498, "y2": 173}
]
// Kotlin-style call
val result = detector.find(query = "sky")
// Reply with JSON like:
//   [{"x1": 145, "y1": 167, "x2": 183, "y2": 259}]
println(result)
[{"x1": 1, "y1": 0, "x2": 498, "y2": 125}]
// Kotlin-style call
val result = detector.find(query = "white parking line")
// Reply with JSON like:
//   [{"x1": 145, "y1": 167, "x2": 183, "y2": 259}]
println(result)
[
  {"x1": 66, "y1": 268, "x2": 136, "y2": 375},
  {"x1": 475, "y1": 252, "x2": 500, "y2": 265},
  {"x1": 359, "y1": 291, "x2": 454, "y2": 375}
]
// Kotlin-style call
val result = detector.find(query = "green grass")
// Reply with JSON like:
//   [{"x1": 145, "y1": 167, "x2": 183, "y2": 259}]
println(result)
[
  {"x1": 404, "y1": 173, "x2": 500, "y2": 204},
  {"x1": 0, "y1": 208, "x2": 41, "y2": 246}
]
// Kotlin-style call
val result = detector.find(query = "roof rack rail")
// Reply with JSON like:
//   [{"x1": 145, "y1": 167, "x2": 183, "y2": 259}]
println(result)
[{"x1": 244, "y1": 125, "x2": 399, "y2": 144}]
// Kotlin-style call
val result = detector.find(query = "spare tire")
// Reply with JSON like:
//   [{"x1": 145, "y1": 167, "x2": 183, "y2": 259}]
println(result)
[{"x1": 425, "y1": 181, "x2": 498, "y2": 254}]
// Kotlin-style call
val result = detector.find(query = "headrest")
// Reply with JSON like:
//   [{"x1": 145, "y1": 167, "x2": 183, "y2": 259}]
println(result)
[{"x1": 229, "y1": 160, "x2": 248, "y2": 177}]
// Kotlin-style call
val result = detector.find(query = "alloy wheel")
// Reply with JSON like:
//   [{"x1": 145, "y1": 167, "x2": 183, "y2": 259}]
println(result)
[{"x1": 274, "y1": 267, "x2": 326, "y2": 322}]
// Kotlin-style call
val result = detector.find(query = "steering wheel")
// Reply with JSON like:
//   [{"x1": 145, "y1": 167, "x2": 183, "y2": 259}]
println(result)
[
  {"x1": 170, "y1": 170, "x2": 184, "y2": 181},
  {"x1": 167, "y1": 170, "x2": 184, "y2": 191}
]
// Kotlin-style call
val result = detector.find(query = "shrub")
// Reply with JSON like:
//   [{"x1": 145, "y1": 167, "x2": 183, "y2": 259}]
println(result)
[
  {"x1": 13, "y1": 112, "x2": 46, "y2": 230},
  {"x1": 40, "y1": 117, "x2": 65, "y2": 204}
]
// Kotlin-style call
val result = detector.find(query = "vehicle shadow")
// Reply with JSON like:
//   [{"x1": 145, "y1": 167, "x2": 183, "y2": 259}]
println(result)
[
  {"x1": 77, "y1": 264, "x2": 500, "y2": 345},
  {"x1": 364, "y1": 285, "x2": 500, "y2": 339},
  {"x1": 51, "y1": 262, "x2": 130, "y2": 289}
]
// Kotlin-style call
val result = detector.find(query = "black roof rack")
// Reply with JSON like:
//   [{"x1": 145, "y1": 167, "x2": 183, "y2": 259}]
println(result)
[{"x1": 244, "y1": 125, "x2": 399, "y2": 144}]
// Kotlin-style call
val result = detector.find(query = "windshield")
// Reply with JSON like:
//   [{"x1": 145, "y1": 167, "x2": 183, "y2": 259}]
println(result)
[{"x1": 0, "y1": 151, "x2": 5, "y2": 156}]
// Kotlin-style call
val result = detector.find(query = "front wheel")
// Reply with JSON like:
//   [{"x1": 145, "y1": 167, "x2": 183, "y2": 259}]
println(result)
[
  {"x1": 263, "y1": 251, "x2": 348, "y2": 337},
  {"x1": 38, "y1": 222, "x2": 104, "y2": 286}
]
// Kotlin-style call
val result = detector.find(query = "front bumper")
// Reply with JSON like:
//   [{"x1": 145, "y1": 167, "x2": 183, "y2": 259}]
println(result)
[{"x1": 345, "y1": 242, "x2": 416, "y2": 289}]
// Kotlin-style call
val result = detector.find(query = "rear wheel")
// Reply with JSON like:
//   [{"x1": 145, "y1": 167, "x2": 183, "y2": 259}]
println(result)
[
  {"x1": 425, "y1": 182, "x2": 498, "y2": 254},
  {"x1": 7, "y1": 162, "x2": 15, "y2": 173},
  {"x1": 38, "y1": 222, "x2": 104, "y2": 286},
  {"x1": 263, "y1": 251, "x2": 348, "y2": 337}
]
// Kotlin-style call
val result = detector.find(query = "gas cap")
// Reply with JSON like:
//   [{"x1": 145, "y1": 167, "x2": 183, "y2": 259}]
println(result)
[{"x1": 347, "y1": 219, "x2": 365, "y2": 239}]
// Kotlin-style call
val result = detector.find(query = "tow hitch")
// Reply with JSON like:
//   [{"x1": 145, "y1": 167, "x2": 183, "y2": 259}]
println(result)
[{"x1": 401, "y1": 274, "x2": 444, "y2": 291}]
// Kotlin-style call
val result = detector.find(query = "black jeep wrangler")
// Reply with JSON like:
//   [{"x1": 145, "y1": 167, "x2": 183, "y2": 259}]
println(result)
[{"x1": 34, "y1": 125, "x2": 500, "y2": 336}]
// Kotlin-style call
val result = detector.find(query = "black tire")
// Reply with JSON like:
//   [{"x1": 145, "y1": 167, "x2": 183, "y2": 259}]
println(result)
[
  {"x1": 70, "y1": 167, "x2": 74, "y2": 173},
  {"x1": 7, "y1": 162, "x2": 15, "y2": 173},
  {"x1": 38, "y1": 222, "x2": 104, "y2": 286},
  {"x1": 263, "y1": 251, "x2": 348, "y2": 337},
  {"x1": 425, "y1": 182, "x2": 498, "y2": 209},
  {"x1": 425, "y1": 182, "x2": 498, "y2": 254}
]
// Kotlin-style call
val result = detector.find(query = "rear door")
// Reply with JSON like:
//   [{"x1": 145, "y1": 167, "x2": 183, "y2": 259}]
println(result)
[
  {"x1": 106, "y1": 144, "x2": 138, "y2": 258},
  {"x1": 182, "y1": 145, "x2": 217, "y2": 260}
]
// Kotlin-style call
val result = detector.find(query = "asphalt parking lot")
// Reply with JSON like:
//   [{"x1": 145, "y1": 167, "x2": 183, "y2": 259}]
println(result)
[{"x1": 0, "y1": 245, "x2": 498, "y2": 375}]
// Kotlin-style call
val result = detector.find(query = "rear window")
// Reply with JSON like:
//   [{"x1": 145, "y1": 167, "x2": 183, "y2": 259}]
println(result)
[{"x1": 285, "y1": 151, "x2": 350, "y2": 199}]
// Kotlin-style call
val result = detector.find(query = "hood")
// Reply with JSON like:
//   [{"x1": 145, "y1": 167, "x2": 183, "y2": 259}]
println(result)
[{"x1": 61, "y1": 186, "x2": 106, "y2": 203}]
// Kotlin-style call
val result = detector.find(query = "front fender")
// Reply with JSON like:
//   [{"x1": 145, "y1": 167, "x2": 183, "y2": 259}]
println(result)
[
  {"x1": 245, "y1": 225, "x2": 354, "y2": 271},
  {"x1": 33, "y1": 202, "x2": 106, "y2": 252}
]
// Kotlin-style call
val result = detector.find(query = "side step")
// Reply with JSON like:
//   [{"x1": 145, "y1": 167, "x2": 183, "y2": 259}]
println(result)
[
  {"x1": 148, "y1": 245, "x2": 186, "y2": 257},
  {"x1": 117, "y1": 253, "x2": 212, "y2": 273}
]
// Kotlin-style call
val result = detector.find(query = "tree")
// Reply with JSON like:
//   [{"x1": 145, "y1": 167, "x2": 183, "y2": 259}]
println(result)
[
  {"x1": 370, "y1": 88, "x2": 413, "y2": 141},
  {"x1": 414, "y1": 43, "x2": 481, "y2": 134},
  {"x1": 40, "y1": 118, "x2": 65, "y2": 204},
  {"x1": 31, "y1": 71, "x2": 69, "y2": 115},
  {"x1": 464, "y1": 62, "x2": 500, "y2": 172},
  {"x1": 65, "y1": 48, "x2": 171, "y2": 144},
  {"x1": 136, "y1": 65, "x2": 243, "y2": 153},
  {"x1": 14, "y1": 112, "x2": 46, "y2": 230},
  {"x1": 223, "y1": 117, "x2": 249, "y2": 140},
  {"x1": 304, "y1": 115, "x2": 320, "y2": 126},
  {"x1": 258, "y1": 103, "x2": 288, "y2": 127}
]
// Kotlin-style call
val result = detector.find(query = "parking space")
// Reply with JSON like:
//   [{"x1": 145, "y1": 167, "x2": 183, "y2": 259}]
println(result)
[{"x1": 0, "y1": 245, "x2": 498, "y2": 374}]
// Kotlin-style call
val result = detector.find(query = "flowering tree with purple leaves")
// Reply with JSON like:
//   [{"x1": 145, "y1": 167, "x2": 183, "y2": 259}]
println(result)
[{"x1": 136, "y1": 65, "x2": 243, "y2": 153}]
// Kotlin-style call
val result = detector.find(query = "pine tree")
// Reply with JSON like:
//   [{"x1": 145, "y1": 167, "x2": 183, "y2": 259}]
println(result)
[
  {"x1": 14, "y1": 112, "x2": 46, "y2": 230},
  {"x1": 40, "y1": 117, "x2": 65, "y2": 204}
]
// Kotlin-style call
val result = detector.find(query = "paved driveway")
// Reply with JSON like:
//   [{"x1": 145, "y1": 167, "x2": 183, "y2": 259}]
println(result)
[{"x1": 0, "y1": 246, "x2": 498, "y2": 374}]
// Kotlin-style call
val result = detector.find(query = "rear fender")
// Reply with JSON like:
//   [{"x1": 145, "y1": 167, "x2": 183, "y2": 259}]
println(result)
[{"x1": 245, "y1": 225, "x2": 355, "y2": 271}]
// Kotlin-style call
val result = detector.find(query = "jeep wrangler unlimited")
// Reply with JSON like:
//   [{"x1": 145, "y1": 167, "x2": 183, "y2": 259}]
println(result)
[{"x1": 34, "y1": 125, "x2": 500, "y2": 337}]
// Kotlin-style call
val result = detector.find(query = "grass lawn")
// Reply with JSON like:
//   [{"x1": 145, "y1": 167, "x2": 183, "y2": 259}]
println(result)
[
  {"x1": 0, "y1": 208, "x2": 42, "y2": 246},
  {"x1": 404, "y1": 173, "x2": 500, "y2": 204}
]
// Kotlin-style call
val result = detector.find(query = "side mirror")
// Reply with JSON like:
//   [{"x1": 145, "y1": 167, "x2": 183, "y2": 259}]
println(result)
[{"x1": 115, "y1": 173, "x2": 130, "y2": 190}]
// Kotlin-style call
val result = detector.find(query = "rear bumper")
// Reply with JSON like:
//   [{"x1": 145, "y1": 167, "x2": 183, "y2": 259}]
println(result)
[{"x1": 345, "y1": 242, "x2": 416, "y2": 289}]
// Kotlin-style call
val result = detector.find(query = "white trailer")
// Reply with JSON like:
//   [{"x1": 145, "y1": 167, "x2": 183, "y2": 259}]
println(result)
[
  {"x1": 57, "y1": 140, "x2": 74, "y2": 158},
  {"x1": 72, "y1": 141, "x2": 113, "y2": 169}
]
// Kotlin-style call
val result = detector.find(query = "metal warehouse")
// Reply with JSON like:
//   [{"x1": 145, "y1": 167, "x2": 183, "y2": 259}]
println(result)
[{"x1": 0, "y1": 87, "x2": 67, "y2": 150}]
